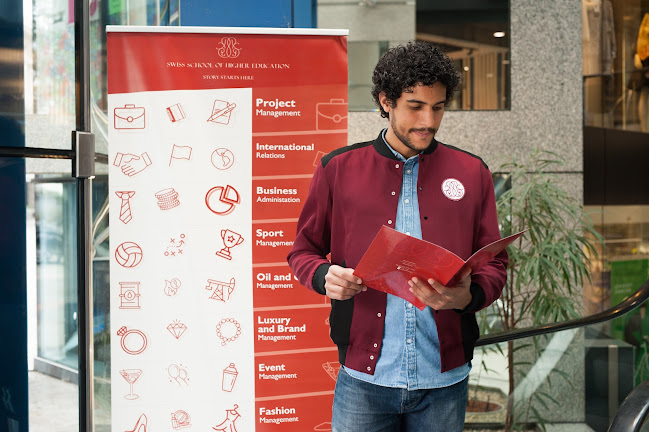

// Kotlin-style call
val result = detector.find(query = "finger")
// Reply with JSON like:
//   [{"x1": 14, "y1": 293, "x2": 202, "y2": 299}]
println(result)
[
  {"x1": 330, "y1": 266, "x2": 362, "y2": 284},
  {"x1": 428, "y1": 278, "x2": 448, "y2": 293},
  {"x1": 326, "y1": 274, "x2": 364, "y2": 292},
  {"x1": 409, "y1": 277, "x2": 437, "y2": 293},
  {"x1": 410, "y1": 281, "x2": 439, "y2": 300},
  {"x1": 326, "y1": 269, "x2": 363, "y2": 290},
  {"x1": 325, "y1": 285, "x2": 358, "y2": 300},
  {"x1": 409, "y1": 284, "x2": 441, "y2": 308}
]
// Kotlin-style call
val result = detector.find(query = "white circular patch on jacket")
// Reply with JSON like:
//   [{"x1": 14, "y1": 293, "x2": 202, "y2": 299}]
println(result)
[{"x1": 441, "y1": 178, "x2": 465, "y2": 201}]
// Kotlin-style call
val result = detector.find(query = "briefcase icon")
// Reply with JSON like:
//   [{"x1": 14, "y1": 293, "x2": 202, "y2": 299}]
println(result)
[
  {"x1": 316, "y1": 99, "x2": 347, "y2": 131},
  {"x1": 114, "y1": 104, "x2": 146, "y2": 130}
]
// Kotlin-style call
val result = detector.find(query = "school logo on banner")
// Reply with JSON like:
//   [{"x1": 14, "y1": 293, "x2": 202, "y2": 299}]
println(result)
[{"x1": 217, "y1": 37, "x2": 241, "y2": 58}]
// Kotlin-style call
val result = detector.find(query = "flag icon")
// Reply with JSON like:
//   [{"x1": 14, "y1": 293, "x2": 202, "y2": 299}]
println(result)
[{"x1": 169, "y1": 144, "x2": 192, "y2": 166}]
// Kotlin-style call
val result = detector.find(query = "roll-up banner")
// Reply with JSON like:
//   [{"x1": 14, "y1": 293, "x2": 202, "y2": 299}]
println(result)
[{"x1": 107, "y1": 26, "x2": 348, "y2": 432}]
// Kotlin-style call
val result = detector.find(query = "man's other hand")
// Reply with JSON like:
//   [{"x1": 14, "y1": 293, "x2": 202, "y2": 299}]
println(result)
[
  {"x1": 408, "y1": 270, "x2": 472, "y2": 310},
  {"x1": 324, "y1": 265, "x2": 367, "y2": 300}
]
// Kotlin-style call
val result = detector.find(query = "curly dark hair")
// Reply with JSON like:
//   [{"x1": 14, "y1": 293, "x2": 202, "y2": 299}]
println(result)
[{"x1": 371, "y1": 41, "x2": 462, "y2": 118}]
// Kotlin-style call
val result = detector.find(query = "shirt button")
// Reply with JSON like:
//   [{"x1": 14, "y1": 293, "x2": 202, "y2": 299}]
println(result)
[
  {"x1": 405, "y1": 199, "x2": 409, "y2": 204},
  {"x1": 391, "y1": 191, "x2": 396, "y2": 196},
  {"x1": 388, "y1": 219, "x2": 392, "y2": 224},
  {"x1": 419, "y1": 187, "x2": 423, "y2": 191},
  {"x1": 370, "y1": 355, "x2": 374, "y2": 360},
  {"x1": 377, "y1": 313, "x2": 382, "y2": 318},
  {"x1": 395, "y1": 164, "x2": 400, "y2": 168},
  {"x1": 367, "y1": 366, "x2": 372, "y2": 371},
  {"x1": 407, "y1": 170, "x2": 412, "y2": 174},
  {"x1": 408, "y1": 304, "x2": 413, "y2": 308},
  {"x1": 407, "y1": 338, "x2": 412, "y2": 344},
  {"x1": 406, "y1": 232, "x2": 410, "y2": 235},
  {"x1": 374, "y1": 343, "x2": 378, "y2": 348}
]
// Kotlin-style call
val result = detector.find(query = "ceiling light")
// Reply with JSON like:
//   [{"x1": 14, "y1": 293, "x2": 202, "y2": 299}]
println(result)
[{"x1": 493, "y1": 31, "x2": 506, "y2": 38}]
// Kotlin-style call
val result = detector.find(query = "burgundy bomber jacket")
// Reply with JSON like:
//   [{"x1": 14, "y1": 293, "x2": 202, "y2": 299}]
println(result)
[{"x1": 287, "y1": 132, "x2": 508, "y2": 374}]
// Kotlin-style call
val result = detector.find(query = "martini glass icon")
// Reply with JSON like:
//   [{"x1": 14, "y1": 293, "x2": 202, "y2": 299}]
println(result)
[{"x1": 120, "y1": 369, "x2": 143, "y2": 400}]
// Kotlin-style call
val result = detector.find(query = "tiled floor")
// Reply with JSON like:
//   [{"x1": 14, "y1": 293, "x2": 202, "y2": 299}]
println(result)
[
  {"x1": 29, "y1": 372, "x2": 78, "y2": 432},
  {"x1": 28, "y1": 372, "x2": 111, "y2": 432}
]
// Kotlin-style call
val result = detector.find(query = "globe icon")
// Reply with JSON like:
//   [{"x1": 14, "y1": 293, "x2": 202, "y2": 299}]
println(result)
[{"x1": 211, "y1": 148, "x2": 234, "y2": 170}]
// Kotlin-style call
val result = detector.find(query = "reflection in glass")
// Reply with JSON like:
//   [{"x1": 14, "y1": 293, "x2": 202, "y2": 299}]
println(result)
[
  {"x1": 582, "y1": 1, "x2": 649, "y2": 133},
  {"x1": 34, "y1": 180, "x2": 77, "y2": 367}
]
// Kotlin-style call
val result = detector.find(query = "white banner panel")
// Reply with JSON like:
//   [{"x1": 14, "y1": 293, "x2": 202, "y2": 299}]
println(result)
[{"x1": 108, "y1": 27, "x2": 348, "y2": 432}]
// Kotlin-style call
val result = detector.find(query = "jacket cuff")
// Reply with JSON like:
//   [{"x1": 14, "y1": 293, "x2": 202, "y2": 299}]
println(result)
[
  {"x1": 312, "y1": 263, "x2": 331, "y2": 295},
  {"x1": 455, "y1": 282, "x2": 485, "y2": 314}
]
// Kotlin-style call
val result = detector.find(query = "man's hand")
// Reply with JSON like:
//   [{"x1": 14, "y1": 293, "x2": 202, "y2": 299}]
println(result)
[
  {"x1": 408, "y1": 270, "x2": 472, "y2": 310},
  {"x1": 324, "y1": 265, "x2": 366, "y2": 300}
]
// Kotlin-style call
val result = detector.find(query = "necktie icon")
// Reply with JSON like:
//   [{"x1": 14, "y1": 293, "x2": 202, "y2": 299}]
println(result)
[{"x1": 116, "y1": 191, "x2": 135, "y2": 224}]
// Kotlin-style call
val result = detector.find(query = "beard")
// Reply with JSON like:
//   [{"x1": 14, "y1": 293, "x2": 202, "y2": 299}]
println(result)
[{"x1": 390, "y1": 114, "x2": 437, "y2": 154}]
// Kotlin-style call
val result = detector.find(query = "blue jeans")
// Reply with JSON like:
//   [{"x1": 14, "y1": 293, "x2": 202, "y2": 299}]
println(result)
[{"x1": 332, "y1": 367, "x2": 468, "y2": 432}]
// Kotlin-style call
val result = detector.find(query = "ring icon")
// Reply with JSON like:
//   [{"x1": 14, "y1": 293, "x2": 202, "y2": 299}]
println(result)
[{"x1": 117, "y1": 326, "x2": 148, "y2": 355}]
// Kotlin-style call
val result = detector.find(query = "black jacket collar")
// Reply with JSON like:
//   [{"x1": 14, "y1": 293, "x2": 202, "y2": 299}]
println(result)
[{"x1": 371, "y1": 131, "x2": 439, "y2": 160}]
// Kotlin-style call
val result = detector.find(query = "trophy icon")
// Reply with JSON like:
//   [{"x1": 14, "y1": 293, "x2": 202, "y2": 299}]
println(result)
[{"x1": 216, "y1": 229, "x2": 244, "y2": 260}]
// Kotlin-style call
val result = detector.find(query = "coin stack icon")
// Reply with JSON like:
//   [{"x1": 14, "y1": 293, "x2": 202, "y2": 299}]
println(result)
[{"x1": 155, "y1": 188, "x2": 180, "y2": 210}]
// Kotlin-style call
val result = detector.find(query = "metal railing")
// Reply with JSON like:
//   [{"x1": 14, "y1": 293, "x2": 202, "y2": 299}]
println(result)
[
  {"x1": 475, "y1": 278, "x2": 649, "y2": 432},
  {"x1": 608, "y1": 379, "x2": 649, "y2": 432},
  {"x1": 476, "y1": 278, "x2": 649, "y2": 347}
]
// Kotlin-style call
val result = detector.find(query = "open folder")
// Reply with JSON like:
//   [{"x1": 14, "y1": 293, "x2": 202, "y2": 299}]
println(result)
[{"x1": 353, "y1": 226, "x2": 526, "y2": 310}]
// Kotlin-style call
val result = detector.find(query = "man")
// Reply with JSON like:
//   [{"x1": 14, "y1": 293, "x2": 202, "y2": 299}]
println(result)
[{"x1": 287, "y1": 42, "x2": 508, "y2": 432}]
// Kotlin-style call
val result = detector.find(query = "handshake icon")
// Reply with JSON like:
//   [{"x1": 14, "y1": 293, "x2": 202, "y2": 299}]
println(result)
[{"x1": 114, "y1": 152, "x2": 152, "y2": 177}]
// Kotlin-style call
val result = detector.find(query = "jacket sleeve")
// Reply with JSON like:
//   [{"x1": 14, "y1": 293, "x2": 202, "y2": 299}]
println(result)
[
  {"x1": 463, "y1": 165, "x2": 509, "y2": 313},
  {"x1": 287, "y1": 162, "x2": 332, "y2": 295}
]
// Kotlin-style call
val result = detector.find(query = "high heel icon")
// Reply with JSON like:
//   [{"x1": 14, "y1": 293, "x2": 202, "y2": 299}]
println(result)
[{"x1": 126, "y1": 414, "x2": 147, "y2": 432}]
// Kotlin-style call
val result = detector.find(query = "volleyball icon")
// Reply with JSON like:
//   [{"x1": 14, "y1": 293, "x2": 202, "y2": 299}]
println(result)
[{"x1": 115, "y1": 241, "x2": 143, "y2": 268}]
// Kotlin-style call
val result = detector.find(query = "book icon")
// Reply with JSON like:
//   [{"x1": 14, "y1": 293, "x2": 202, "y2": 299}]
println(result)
[
  {"x1": 167, "y1": 103, "x2": 186, "y2": 122},
  {"x1": 208, "y1": 100, "x2": 236, "y2": 125}
]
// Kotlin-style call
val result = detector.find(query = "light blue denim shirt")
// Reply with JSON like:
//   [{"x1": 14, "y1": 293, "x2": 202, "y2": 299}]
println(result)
[{"x1": 345, "y1": 129, "x2": 471, "y2": 390}]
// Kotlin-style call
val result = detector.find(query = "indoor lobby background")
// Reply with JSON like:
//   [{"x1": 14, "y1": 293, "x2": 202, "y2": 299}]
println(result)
[{"x1": 1, "y1": 0, "x2": 649, "y2": 431}]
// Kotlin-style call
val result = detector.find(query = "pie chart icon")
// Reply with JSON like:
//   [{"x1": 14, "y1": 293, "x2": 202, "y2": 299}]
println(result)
[{"x1": 205, "y1": 185, "x2": 240, "y2": 215}]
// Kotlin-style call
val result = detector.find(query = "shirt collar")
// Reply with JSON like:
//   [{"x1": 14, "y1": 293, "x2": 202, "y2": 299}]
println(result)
[{"x1": 381, "y1": 128, "x2": 420, "y2": 163}]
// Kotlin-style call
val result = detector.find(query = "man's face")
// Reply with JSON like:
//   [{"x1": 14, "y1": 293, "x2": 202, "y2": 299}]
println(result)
[{"x1": 380, "y1": 82, "x2": 447, "y2": 158}]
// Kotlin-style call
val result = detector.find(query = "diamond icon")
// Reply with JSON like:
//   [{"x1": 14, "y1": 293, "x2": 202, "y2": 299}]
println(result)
[{"x1": 167, "y1": 320, "x2": 188, "y2": 339}]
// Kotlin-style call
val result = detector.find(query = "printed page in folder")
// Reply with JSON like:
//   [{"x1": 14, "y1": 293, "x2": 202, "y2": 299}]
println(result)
[{"x1": 353, "y1": 226, "x2": 525, "y2": 310}]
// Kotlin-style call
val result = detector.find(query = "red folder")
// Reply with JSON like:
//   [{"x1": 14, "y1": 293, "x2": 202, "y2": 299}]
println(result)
[{"x1": 353, "y1": 226, "x2": 525, "y2": 310}]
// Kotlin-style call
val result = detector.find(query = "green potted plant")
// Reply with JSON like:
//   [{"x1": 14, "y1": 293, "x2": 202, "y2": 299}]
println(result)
[{"x1": 474, "y1": 149, "x2": 604, "y2": 431}]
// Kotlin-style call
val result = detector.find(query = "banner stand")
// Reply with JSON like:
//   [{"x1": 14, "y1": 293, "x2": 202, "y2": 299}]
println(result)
[{"x1": 107, "y1": 26, "x2": 348, "y2": 432}]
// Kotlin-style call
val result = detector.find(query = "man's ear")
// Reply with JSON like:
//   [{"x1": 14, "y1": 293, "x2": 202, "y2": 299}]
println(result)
[{"x1": 378, "y1": 92, "x2": 393, "y2": 113}]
